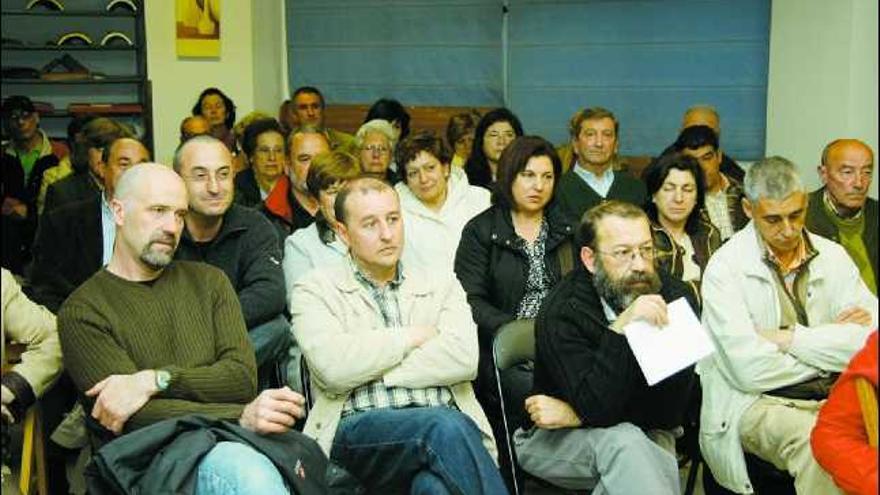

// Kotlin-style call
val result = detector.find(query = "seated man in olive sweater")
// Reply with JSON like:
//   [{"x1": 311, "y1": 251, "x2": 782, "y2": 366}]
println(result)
[
  {"x1": 57, "y1": 163, "x2": 310, "y2": 492},
  {"x1": 807, "y1": 138, "x2": 877, "y2": 295},
  {"x1": 514, "y1": 200, "x2": 696, "y2": 494}
]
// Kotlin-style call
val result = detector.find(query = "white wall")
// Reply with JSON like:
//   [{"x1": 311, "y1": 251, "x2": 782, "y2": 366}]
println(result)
[
  {"x1": 251, "y1": 1, "x2": 289, "y2": 115},
  {"x1": 145, "y1": 1, "x2": 255, "y2": 165},
  {"x1": 766, "y1": 0, "x2": 878, "y2": 197}
]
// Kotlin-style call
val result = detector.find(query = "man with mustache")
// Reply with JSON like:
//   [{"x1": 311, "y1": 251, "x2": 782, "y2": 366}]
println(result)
[
  {"x1": 172, "y1": 135, "x2": 289, "y2": 389},
  {"x1": 57, "y1": 163, "x2": 322, "y2": 492},
  {"x1": 806, "y1": 139, "x2": 876, "y2": 295},
  {"x1": 514, "y1": 200, "x2": 697, "y2": 494},
  {"x1": 699, "y1": 156, "x2": 877, "y2": 493}
]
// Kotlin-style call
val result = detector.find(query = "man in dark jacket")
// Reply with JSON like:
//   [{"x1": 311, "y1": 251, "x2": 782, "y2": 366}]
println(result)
[
  {"x1": 173, "y1": 135, "x2": 290, "y2": 388},
  {"x1": 807, "y1": 138, "x2": 877, "y2": 295},
  {"x1": 514, "y1": 200, "x2": 696, "y2": 494}
]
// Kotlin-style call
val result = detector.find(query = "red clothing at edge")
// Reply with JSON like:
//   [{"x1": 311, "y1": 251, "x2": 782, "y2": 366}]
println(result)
[{"x1": 811, "y1": 331, "x2": 878, "y2": 495}]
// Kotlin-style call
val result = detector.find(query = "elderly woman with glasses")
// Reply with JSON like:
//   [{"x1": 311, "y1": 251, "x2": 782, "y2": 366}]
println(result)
[{"x1": 355, "y1": 119, "x2": 398, "y2": 184}]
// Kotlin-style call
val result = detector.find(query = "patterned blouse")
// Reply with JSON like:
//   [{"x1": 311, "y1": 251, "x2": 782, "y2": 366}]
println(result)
[{"x1": 515, "y1": 220, "x2": 551, "y2": 319}]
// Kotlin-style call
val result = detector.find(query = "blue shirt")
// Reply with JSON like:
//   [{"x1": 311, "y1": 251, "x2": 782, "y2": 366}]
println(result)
[
  {"x1": 101, "y1": 195, "x2": 116, "y2": 266},
  {"x1": 573, "y1": 162, "x2": 615, "y2": 198}
]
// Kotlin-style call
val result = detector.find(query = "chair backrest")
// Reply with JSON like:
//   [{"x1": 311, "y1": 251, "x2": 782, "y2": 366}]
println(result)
[
  {"x1": 492, "y1": 319, "x2": 536, "y2": 495},
  {"x1": 493, "y1": 319, "x2": 536, "y2": 371}
]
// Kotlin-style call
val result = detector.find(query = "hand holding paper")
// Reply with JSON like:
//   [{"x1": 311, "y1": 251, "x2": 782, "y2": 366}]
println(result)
[{"x1": 623, "y1": 297, "x2": 715, "y2": 385}]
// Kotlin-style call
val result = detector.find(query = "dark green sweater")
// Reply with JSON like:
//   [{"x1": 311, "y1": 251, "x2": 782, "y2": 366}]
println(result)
[
  {"x1": 556, "y1": 169, "x2": 647, "y2": 225},
  {"x1": 58, "y1": 261, "x2": 258, "y2": 434}
]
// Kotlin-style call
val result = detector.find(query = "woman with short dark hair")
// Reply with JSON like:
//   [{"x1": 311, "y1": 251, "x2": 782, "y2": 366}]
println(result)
[{"x1": 454, "y1": 135, "x2": 573, "y2": 429}]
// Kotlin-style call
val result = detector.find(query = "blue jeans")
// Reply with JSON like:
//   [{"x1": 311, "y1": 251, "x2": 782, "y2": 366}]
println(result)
[
  {"x1": 195, "y1": 441, "x2": 288, "y2": 494},
  {"x1": 331, "y1": 406, "x2": 508, "y2": 495},
  {"x1": 249, "y1": 314, "x2": 291, "y2": 389}
]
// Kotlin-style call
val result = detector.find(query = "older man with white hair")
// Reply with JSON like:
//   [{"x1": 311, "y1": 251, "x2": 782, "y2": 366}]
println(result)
[{"x1": 698, "y1": 156, "x2": 877, "y2": 494}]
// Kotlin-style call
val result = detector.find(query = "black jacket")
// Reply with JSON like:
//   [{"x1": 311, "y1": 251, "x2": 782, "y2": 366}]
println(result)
[
  {"x1": 531, "y1": 266, "x2": 698, "y2": 430},
  {"x1": 43, "y1": 171, "x2": 101, "y2": 215},
  {"x1": 30, "y1": 195, "x2": 102, "y2": 312},
  {"x1": 86, "y1": 415, "x2": 329, "y2": 495},
  {"x1": 175, "y1": 204, "x2": 285, "y2": 328},
  {"x1": 454, "y1": 203, "x2": 574, "y2": 346},
  {"x1": 555, "y1": 169, "x2": 647, "y2": 226}
]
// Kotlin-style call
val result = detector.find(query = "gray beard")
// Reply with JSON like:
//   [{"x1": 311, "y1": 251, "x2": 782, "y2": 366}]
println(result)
[{"x1": 592, "y1": 256, "x2": 662, "y2": 314}]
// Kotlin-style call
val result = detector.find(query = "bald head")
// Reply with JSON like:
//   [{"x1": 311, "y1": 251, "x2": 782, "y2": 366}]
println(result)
[
  {"x1": 682, "y1": 106, "x2": 720, "y2": 136},
  {"x1": 111, "y1": 163, "x2": 189, "y2": 277},
  {"x1": 819, "y1": 139, "x2": 874, "y2": 214},
  {"x1": 180, "y1": 115, "x2": 211, "y2": 143}
]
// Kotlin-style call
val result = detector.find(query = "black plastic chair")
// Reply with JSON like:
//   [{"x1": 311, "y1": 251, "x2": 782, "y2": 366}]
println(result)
[{"x1": 492, "y1": 319, "x2": 537, "y2": 495}]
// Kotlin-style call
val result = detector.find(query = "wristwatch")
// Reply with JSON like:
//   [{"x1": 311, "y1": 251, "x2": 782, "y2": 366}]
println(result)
[{"x1": 155, "y1": 370, "x2": 171, "y2": 392}]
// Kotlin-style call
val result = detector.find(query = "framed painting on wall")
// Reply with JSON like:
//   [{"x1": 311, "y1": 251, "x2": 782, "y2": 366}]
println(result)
[{"x1": 176, "y1": 0, "x2": 220, "y2": 57}]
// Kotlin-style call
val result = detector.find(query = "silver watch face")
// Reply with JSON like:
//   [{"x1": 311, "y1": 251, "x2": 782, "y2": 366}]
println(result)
[{"x1": 157, "y1": 371, "x2": 171, "y2": 390}]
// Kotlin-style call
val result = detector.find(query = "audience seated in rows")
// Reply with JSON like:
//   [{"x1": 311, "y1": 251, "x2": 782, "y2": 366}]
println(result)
[
  {"x1": 191, "y1": 87, "x2": 236, "y2": 153},
  {"x1": 57, "y1": 163, "x2": 324, "y2": 493},
  {"x1": 396, "y1": 130, "x2": 490, "y2": 272},
  {"x1": 698, "y1": 156, "x2": 877, "y2": 493},
  {"x1": 290, "y1": 177, "x2": 506, "y2": 493},
  {"x1": 643, "y1": 152, "x2": 722, "y2": 301},
  {"x1": 465, "y1": 108, "x2": 523, "y2": 190},
  {"x1": 556, "y1": 107, "x2": 647, "y2": 225},
  {"x1": 172, "y1": 136, "x2": 290, "y2": 390},
  {"x1": 516, "y1": 200, "x2": 697, "y2": 494},
  {"x1": 807, "y1": 138, "x2": 877, "y2": 295},
  {"x1": 811, "y1": 330, "x2": 878, "y2": 495},
  {"x1": 673, "y1": 125, "x2": 747, "y2": 240}
]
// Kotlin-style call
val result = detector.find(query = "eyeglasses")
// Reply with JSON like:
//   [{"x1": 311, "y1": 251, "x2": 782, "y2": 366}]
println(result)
[
  {"x1": 255, "y1": 146, "x2": 284, "y2": 156},
  {"x1": 595, "y1": 244, "x2": 655, "y2": 264},
  {"x1": 362, "y1": 144, "x2": 390, "y2": 155}
]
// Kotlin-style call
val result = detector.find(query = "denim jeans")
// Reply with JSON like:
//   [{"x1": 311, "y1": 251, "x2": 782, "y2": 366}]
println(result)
[
  {"x1": 249, "y1": 314, "x2": 291, "y2": 389},
  {"x1": 330, "y1": 406, "x2": 508, "y2": 495},
  {"x1": 196, "y1": 441, "x2": 288, "y2": 494}
]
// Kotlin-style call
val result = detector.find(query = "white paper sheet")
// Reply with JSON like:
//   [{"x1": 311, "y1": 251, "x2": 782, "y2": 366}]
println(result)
[{"x1": 623, "y1": 297, "x2": 715, "y2": 385}]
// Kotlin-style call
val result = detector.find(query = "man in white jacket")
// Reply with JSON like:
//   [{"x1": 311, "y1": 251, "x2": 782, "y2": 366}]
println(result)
[
  {"x1": 290, "y1": 177, "x2": 505, "y2": 494},
  {"x1": 699, "y1": 156, "x2": 877, "y2": 493}
]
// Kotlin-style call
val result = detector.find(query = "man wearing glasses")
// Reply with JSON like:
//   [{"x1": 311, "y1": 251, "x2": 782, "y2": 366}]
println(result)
[
  {"x1": 699, "y1": 156, "x2": 876, "y2": 493},
  {"x1": 514, "y1": 200, "x2": 697, "y2": 494},
  {"x1": 173, "y1": 135, "x2": 290, "y2": 390}
]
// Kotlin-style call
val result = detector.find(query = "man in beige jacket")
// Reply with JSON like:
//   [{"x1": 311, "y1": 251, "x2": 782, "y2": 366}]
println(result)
[
  {"x1": 290, "y1": 177, "x2": 506, "y2": 494},
  {"x1": 2, "y1": 268, "x2": 62, "y2": 490}
]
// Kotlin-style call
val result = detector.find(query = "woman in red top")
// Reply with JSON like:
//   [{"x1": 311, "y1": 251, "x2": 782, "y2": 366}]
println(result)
[{"x1": 811, "y1": 331, "x2": 878, "y2": 495}]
